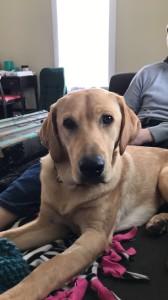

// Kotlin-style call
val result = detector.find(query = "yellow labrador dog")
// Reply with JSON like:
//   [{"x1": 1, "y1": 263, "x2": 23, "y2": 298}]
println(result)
[{"x1": 0, "y1": 88, "x2": 168, "y2": 300}]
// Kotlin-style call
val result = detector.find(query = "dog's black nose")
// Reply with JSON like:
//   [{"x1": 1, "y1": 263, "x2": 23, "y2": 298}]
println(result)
[{"x1": 79, "y1": 155, "x2": 105, "y2": 182}]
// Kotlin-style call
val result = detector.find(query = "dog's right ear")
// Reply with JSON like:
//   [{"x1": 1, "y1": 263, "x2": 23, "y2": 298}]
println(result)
[{"x1": 40, "y1": 104, "x2": 64, "y2": 162}]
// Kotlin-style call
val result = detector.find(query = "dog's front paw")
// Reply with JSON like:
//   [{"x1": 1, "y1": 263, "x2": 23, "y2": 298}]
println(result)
[{"x1": 146, "y1": 213, "x2": 168, "y2": 236}]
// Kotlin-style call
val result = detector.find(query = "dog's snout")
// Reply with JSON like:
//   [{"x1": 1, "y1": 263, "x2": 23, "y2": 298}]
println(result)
[{"x1": 79, "y1": 155, "x2": 105, "y2": 183}]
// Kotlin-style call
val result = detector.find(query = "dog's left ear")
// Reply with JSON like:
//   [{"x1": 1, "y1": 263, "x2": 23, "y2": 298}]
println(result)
[
  {"x1": 40, "y1": 103, "x2": 65, "y2": 162},
  {"x1": 117, "y1": 95, "x2": 141, "y2": 155}
]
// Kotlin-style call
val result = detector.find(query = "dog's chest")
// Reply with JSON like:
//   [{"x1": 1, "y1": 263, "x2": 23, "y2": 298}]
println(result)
[{"x1": 43, "y1": 180, "x2": 92, "y2": 217}]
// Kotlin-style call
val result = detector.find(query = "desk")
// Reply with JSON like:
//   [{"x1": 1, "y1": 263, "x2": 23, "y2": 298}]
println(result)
[{"x1": 1, "y1": 75, "x2": 39, "y2": 110}]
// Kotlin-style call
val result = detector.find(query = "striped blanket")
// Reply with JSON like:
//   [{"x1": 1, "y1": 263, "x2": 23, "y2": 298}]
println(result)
[{"x1": 0, "y1": 218, "x2": 150, "y2": 300}]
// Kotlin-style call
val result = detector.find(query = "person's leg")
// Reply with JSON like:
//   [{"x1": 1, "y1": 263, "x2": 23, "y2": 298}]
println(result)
[
  {"x1": 0, "y1": 207, "x2": 17, "y2": 229},
  {"x1": 0, "y1": 161, "x2": 41, "y2": 230}
]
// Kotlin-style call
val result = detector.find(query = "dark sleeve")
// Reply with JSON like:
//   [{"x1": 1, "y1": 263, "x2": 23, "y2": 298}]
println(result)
[
  {"x1": 149, "y1": 122, "x2": 168, "y2": 144},
  {"x1": 0, "y1": 162, "x2": 41, "y2": 218}
]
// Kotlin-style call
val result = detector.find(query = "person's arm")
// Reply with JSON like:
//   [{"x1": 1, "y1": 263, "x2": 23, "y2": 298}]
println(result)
[
  {"x1": 129, "y1": 123, "x2": 168, "y2": 146},
  {"x1": 129, "y1": 128, "x2": 153, "y2": 145},
  {"x1": 124, "y1": 69, "x2": 152, "y2": 145},
  {"x1": 149, "y1": 122, "x2": 168, "y2": 144},
  {"x1": 124, "y1": 70, "x2": 144, "y2": 113}
]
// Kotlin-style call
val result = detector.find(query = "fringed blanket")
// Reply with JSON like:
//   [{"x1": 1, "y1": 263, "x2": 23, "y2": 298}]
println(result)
[{"x1": 0, "y1": 220, "x2": 150, "y2": 300}]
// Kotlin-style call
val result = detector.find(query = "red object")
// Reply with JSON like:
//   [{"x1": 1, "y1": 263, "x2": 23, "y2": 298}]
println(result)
[
  {"x1": 46, "y1": 277, "x2": 88, "y2": 300},
  {"x1": 0, "y1": 76, "x2": 25, "y2": 118},
  {"x1": 90, "y1": 277, "x2": 117, "y2": 300},
  {"x1": 0, "y1": 94, "x2": 22, "y2": 102}
]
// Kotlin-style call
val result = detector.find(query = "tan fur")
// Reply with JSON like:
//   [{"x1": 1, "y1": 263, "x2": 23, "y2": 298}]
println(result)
[{"x1": 0, "y1": 88, "x2": 168, "y2": 300}]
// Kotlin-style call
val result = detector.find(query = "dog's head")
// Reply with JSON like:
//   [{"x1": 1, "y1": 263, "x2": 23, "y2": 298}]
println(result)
[{"x1": 40, "y1": 89, "x2": 140, "y2": 185}]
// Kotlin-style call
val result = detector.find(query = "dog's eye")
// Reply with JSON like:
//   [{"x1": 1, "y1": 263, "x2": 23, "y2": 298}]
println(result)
[
  {"x1": 101, "y1": 114, "x2": 113, "y2": 125},
  {"x1": 63, "y1": 118, "x2": 78, "y2": 130}
]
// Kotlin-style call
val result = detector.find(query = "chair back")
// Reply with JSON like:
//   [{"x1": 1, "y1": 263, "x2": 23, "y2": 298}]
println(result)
[
  {"x1": 1, "y1": 76, "x2": 23, "y2": 96},
  {"x1": 0, "y1": 80, "x2": 5, "y2": 100},
  {"x1": 0, "y1": 76, "x2": 25, "y2": 118},
  {"x1": 109, "y1": 73, "x2": 135, "y2": 95},
  {"x1": 39, "y1": 68, "x2": 67, "y2": 110}
]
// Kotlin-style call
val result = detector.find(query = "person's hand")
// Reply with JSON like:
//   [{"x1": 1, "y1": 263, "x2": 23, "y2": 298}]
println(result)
[{"x1": 130, "y1": 128, "x2": 154, "y2": 145}]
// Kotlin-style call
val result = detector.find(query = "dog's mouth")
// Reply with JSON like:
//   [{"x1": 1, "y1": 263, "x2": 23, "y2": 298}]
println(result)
[{"x1": 79, "y1": 174, "x2": 105, "y2": 185}]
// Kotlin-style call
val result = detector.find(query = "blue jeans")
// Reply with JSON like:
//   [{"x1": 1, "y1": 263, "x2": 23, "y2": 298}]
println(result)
[{"x1": 0, "y1": 162, "x2": 41, "y2": 218}]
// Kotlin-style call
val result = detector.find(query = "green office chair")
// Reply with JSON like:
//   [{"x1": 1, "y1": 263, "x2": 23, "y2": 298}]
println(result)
[{"x1": 39, "y1": 67, "x2": 67, "y2": 111}]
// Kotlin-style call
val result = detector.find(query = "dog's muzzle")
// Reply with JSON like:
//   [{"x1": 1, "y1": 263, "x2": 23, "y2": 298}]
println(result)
[{"x1": 79, "y1": 155, "x2": 105, "y2": 184}]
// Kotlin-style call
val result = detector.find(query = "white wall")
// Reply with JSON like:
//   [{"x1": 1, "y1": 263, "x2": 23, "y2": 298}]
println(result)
[
  {"x1": 116, "y1": 0, "x2": 168, "y2": 73},
  {"x1": 0, "y1": 0, "x2": 54, "y2": 75},
  {"x1": 0, "y1": 1, "x2": 167, "y2": 83}
]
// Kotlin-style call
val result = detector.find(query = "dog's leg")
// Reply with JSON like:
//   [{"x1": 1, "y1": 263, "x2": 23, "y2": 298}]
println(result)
[
  {"x1": 0, "y1": 217, "x2": 68, "y2": 250},
  {"x1": 146, "y1": 166, "x2": 168, "y2": 235},
  {"x1": 0, "y1": 228, "x2": 107, "y2": 300}
]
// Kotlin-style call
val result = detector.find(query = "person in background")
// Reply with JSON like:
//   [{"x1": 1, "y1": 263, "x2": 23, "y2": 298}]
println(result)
[{"x1": 124, "y1": 25, "x2": 168, "y2": 148}]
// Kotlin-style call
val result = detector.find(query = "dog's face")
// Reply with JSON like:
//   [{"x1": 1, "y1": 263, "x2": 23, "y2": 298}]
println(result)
[{"x1": 40, "y1": 89, "x2": 140, "y2": 185}]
